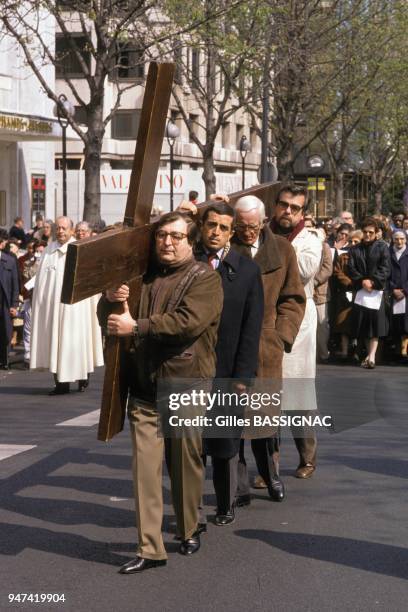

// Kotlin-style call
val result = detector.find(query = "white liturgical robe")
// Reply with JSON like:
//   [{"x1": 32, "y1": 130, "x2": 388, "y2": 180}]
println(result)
[{"x1": 30, "y1": 238, "x2": 104, "y2": 382}]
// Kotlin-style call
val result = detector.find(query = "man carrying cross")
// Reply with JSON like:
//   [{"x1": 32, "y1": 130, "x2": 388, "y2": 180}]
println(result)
[{"x1": 98, "y1": 211, "x2": 223, "y2": 573}]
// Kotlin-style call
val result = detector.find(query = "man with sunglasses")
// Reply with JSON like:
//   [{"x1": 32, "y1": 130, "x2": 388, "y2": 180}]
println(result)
[
  {"x1": 271, "y1": 184, "x2": 322, "y2": 479},
  {"x1": 98, "y1": 211, "x2": 223, "y2": 573},
  {"x1": 231, "y1": 194, "x2": 306, "y2": 502}
]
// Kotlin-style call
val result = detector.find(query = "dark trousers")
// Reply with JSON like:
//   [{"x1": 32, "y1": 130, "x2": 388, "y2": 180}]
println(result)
[
  {"x1": 250, "y1": 434, "x2": 281, "y2": 487},
  {"x1": 0, "y1": 316, "x2": 9, "y2": 366},
  {"x1": 212, "y1": 454, "x2": 239, "y2": 514},
  {"x1": 0, "y1": 339, "x2": 8, "y2": 366}
]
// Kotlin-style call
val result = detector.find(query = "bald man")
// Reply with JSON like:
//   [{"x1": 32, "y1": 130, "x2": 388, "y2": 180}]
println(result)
[{"x1": 30, "y1": 216, "x2": 104, "y2": 394}]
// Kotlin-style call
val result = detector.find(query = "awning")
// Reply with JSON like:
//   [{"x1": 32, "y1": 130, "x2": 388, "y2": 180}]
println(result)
[{"x1": 0, "y1": 109, "x2": 79, "y2": 142}]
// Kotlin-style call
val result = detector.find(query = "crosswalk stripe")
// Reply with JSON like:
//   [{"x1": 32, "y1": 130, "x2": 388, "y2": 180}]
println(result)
[
  {"x1": 56, "y1": 409, "x2": 100, "y2": 427},
  {"x1": 0, "y1": 444, "x2": 36, "y2": 461}
]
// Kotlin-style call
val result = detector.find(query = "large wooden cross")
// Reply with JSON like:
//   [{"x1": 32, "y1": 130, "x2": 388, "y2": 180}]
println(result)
[{"x1": 61, "y1": 61, "x2": 281, "y2": 442}]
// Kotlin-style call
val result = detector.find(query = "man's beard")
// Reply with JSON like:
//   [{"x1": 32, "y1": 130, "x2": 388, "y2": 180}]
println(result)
[{"x1": 276, "y1": 220, "x2": 293, "y2": 234}]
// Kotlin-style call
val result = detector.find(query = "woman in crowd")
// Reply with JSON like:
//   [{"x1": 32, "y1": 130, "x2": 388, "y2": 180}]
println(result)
[
  {"x1": 34, "y1": 219, "x2": 54, "y2": 244},
  {"x1": 389, "y1": 230, "x2": 408, "y2": 361},
  {"x1": 330, "y1": 223, "x2": 352, "y2": 262},
  {"x1": 348, "y1": 218, "x2": 391, "y2": 369},
  {"x1": 330, "y1": 230, "x2": 362, "y2": 360}
]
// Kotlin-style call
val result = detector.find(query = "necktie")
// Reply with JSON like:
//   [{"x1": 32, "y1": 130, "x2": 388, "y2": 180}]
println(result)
[{"x1": 207, "y1": 253, "x2": 217, "y2": 269}]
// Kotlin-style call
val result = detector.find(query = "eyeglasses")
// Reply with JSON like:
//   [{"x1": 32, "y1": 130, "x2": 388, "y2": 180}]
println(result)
[
  {"x1": 235, "y1": 223, "x2": 261, "y2": 233},
  {"x1": 155, "y1": 230, "x2": 187, "y2": 243},
  {"x1": 276, "y1": 201, "x2": 304, "y2": 214}
]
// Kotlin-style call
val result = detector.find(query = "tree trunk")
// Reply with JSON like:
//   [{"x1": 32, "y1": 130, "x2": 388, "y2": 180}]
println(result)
[
  {"x1": 202, "y1": 153, "x2": 216, "y2": 199},
  {"x1": 374, "y1": 189, "x2": 382, "y2": 215},
  {"x1": 277, "y1": 147, "x2": 295, "y2": 182},
  {"x1": 333, "y1": 170, "x2": 344, "y2": 216},
  {"x1": 83, "y1": 136, "x2": 102, "y2": 223},
  {"x1": 83, "y1": 105, "x2": 104, "y2": 223}
]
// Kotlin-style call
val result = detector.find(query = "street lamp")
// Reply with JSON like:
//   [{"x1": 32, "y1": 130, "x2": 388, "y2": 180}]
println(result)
[
  {"x1": 239, "y1": 135, "x2": 250, "y2": 190},
  {"x1": 54, "y1": 94, "x2": 75, "y2": 217},
  {"x1": 166, "y1": 120, "x2": 180, "y2": 211},
  {"x1": 306, "y1": 154, "x2": 325, "y2": 221}
]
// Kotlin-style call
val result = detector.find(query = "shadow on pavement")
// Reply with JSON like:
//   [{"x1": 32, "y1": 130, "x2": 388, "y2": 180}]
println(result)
[{"x1": 235, "y1": 529, "x2": 408, "y2": 580}]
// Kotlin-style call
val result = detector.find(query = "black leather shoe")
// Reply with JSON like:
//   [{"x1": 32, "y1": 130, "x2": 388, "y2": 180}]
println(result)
[
  {"x1": 235, "y1": 494, "x2": 251, "y2": 508},
  {"x1": 119, "y1": 556, "x2": 166, "y2": 574},
  {"x1": 268, "y1": 477, "x2": 285, "y2": 502},
  {"x1": 179, "y1": 531, "x2": 200, "y2": 555},
  {"x1": 78, "y1": 378, "x2": 89, "y2": 392},
  {"x1": 215, "y1": 506, "x2": 235, "y2": 526},
  {"x1": 48, "y1": 383, "x2": 70, "y2": 396},
  {"x1": 175, "y1": 522, "x2": 206, "y2": 541}
]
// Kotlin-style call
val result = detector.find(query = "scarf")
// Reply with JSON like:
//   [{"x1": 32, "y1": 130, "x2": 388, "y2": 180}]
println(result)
[
  {"x1": 393, "y1": 246, "x2": 406, "y2": 261},
  {"x1": 270, "y1": 218, "x2": 305, "y2": 243}
]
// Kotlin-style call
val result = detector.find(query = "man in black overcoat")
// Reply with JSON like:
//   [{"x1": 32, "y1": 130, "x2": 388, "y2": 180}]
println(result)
[
  {"x1": 195, "y1": 202, "x2": 264, "y2": 525},
  {"x1": 0, "y1": 230, "x2": 19, "y2": 369}
]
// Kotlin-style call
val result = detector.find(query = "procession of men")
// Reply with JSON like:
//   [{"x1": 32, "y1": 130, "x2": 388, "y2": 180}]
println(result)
[{"x1": 94, "y1": 185, "x2": 319, "y2": 573}]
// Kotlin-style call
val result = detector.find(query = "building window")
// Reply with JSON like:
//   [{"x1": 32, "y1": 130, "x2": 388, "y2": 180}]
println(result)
[
  {"x1": 191, "y1": 49, "x2": 200, "y2": 87},
  {"x1": 111, "y1": 109, "x2": 141, "y2": 140},
  {"x1": 173, "y1": 42, "x2": 183, "y2": 85},
  {"x1": 236, "y1": 124, "x2": 244, "y2": 149},
  {"x1": 74, "y1": 105, "x2": 87, "y2": 126},
  {"x1": 250, "y1": 127, "x2": 258, "y2": 151},
  {"x1": 189, "y1": 114, "x2": 199, "y2": 143},
  {"x1": 114, "y1": 43, "x2": 144, "y2": 80},
  {"x1": 222, "y1": 122, "x2": 230, "y2": 148},
  {"x1": 55, "y1": 34, "x2": 91, "y2": 78}
]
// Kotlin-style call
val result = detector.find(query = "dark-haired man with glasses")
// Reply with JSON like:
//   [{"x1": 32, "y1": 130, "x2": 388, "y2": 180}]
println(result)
[
  {"x1": 271, "y1": 184, "x2": 322, "y2": 479},
  {"x1": 98, "y1": 211, "x2": 223, "y2": 573}
]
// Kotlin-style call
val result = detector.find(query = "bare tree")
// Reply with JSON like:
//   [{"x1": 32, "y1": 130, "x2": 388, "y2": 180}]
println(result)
[
  {"x1": 1, "y1": 0, "x2": 241, "y2": 221},
  {"x1": 153, "y1": 0, "x2": 263, "y2": 197},
  {"x1": 247, "y1": 0, "x2": 397, "y2": 190}
]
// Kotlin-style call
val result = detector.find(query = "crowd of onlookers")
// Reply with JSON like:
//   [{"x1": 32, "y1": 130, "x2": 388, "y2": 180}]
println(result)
[
  {"x1": 304, "y1": 209, "x2": 408, "y2": 367},
  {"x1": 1, "y1": 207, "x2": 408, "y2": 370},
  {"x1": 0, "y1": 215, "x2": 102, "y2": 367}
]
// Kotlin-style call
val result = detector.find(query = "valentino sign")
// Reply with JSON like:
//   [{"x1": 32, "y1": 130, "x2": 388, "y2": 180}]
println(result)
[{"x1": 100, "y1": 170, "x2": 199, "y2": 194}]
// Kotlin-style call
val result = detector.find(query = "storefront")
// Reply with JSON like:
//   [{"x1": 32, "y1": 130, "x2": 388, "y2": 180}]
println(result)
[{"x1": 0, "y1": 110, "x2": 71, "y2": 229}]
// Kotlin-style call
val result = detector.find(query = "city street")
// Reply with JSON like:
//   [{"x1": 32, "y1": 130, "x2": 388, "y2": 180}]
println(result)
[{"x1": 0, "y1": 362, "x2": 407, "y2": 612}]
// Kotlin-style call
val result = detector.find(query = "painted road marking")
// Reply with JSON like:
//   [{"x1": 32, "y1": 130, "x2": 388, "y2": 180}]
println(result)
[
  {"x1": 0, "y1": 444, "x2": 36, "y2": 461},
  {"x1": 56, "y1": 409, "x2": 100, "y2": 427}
]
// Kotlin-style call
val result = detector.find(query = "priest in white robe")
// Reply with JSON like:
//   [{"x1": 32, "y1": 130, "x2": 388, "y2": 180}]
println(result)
[{"x1": 30, "y1": 216, "x2": 104, "y2": 394}]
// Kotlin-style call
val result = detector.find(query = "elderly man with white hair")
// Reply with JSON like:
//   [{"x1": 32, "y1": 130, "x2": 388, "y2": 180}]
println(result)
[
  {"x1": 75, "y1": 221, "x2": 91, "y2": 240},
  {"x1": 30, "y1": 215, "x2": 104, "y2": 394},
  {"x1": 231, "y1": 193, "x2": 306, "y2": 503}
]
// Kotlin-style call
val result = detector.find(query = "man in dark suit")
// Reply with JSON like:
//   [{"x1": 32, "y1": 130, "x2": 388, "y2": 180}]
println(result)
[
  {"x1": 195, "y1": 202, "x2": 264, "y2": 525},
  {"x1": 0, "y1": 230, "x2": 19, "y2": 369}
]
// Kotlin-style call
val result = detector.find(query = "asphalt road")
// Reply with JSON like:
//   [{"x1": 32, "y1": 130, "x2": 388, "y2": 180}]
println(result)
[{"x1": 0, "y1": 361, "x2": 407, "y2": 612}]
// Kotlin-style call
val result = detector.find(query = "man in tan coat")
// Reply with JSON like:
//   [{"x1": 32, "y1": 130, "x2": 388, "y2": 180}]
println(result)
[
  {"x1": 231, "y1": 195, "x2": 306, "y2": 502},
  {"x1": 99, "y1": 211, "x2": 223, "y2": 573}
]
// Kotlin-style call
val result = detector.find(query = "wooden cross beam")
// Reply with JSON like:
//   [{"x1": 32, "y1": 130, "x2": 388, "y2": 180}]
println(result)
[
  {"x1": 61, "y1": 62, "x2": 175, "y2": 441},
  {"x1": 61, "y1": 62, "x2": 281, "y2": 441}
]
